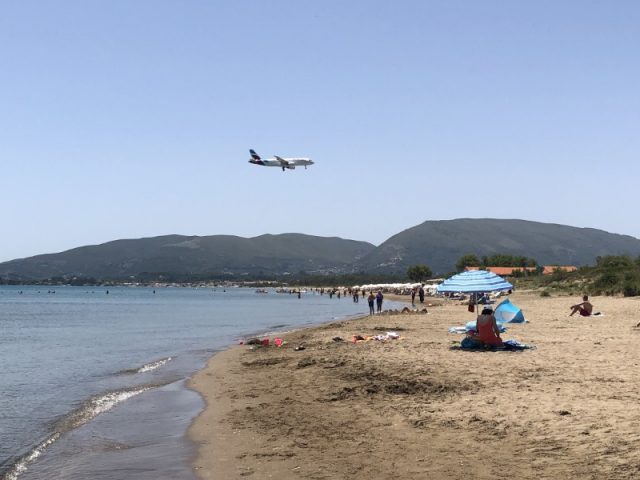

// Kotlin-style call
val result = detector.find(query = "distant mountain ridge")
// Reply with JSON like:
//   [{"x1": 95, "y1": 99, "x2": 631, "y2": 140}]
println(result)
[
  {"x1": 356, "y1": 218, "x2": 640, "y2": 274},
  {"x1": 2, "y1": 219, "x2": 640, "y2": 280},
  {"x1": 0, "y1": 234, "x2": 375, "y2": 280}
]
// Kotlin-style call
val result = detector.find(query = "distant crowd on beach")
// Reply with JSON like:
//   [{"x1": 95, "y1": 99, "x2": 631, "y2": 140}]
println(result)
[
  {"x1": 275, "y1": 287, "x2": 394, "y2": 315},
  {"x1": 294, "y1": 285, "x2": 434, "y2": 316}
]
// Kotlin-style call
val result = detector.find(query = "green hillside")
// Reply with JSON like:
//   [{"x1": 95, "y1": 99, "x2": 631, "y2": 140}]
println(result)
[
  {"x1": 3, "y1": 219, "x2": 640, "y2": 281},
  {"x1": 357, "y1": 218, "x2": 640, "y2": 275},
  {"x1": 0, "y1": 234, "x2": 375, "y2": 281}
]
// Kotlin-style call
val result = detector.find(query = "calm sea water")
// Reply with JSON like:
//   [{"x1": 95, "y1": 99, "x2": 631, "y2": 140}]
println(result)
[{"x1": 0, "y1": 285, "x2": 392, "y2": 480}]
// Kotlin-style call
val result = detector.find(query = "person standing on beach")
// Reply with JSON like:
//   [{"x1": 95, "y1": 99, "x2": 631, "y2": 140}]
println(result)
[
  {"x1": 376, "y1": 290, "x2": 384, "y2": 313},
  {"x1": 419, "y1": 285, "x2": 425, "y2": 304},
  {"x1": 411, "y1": 288, "x2": 416, "y2": 305},
  {"x1": 368, "y1": 292, "x2": 375, "y2": 315}
]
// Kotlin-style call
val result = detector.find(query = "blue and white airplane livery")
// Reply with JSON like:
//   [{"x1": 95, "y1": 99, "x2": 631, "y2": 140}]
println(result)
[{"x1": 249, "y1": 149, "x2": 314, "y2": 171}]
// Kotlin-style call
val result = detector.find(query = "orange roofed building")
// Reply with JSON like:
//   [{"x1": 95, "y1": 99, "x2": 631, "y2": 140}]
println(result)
[
  {"x1": 465, "y1": 266, "x2": 536, "y2": 276},
  {"x1": 465, "y1": 266, "x2": 577, "y2": 276},
  {"x1": 541, "y1": 265, "x2": 577, "y2": 275}
]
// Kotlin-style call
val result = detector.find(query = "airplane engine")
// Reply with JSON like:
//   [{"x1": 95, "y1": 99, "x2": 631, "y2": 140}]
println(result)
[{"x1": 286, "y1": 165, "x2": 295, "y2": 169}]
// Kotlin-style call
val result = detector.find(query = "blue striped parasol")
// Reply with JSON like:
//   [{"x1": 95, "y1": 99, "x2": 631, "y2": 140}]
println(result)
[{"x1": 436, "y1": 270, "x2": 513, "y2": 294}]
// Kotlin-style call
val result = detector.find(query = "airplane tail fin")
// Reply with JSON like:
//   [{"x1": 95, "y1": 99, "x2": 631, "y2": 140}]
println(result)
[{"x1": 249, "y1": 149, "x2": 261, "y2": 161}]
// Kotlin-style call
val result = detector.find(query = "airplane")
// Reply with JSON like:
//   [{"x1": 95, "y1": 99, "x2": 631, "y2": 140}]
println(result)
[{"x1": 248, "y1": 149, "x2": 314, "y2": 171}]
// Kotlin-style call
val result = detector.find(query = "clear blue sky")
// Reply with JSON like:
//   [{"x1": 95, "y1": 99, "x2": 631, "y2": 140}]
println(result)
[{"x1": 2, "y1": 1, "x2": 639, "y2": 262}]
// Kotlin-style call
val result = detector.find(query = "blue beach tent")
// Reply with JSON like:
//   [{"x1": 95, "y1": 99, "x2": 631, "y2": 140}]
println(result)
[
  {"x1": 494, "y1": 298, "x2": 526, "y2": 324},
  {"x1": 436, "y1": 270, "x2": 513, "y2": 294}
]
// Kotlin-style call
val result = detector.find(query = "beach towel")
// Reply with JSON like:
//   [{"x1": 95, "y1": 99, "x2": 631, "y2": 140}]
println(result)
[
  {"x1": 352, "y1": 332, "x2": 401, "y2": 343},
  {"x1": 502, "y1": 340, "x2": 533, "y2": 351},
  {"x1": 573, "y1": 312, "x2": 604, "y2": 317},
  {"x1": 372, "y1": 332, "x2": 401, "y2": 341},
  {"x1": 466, "y1": 321, "x2": 506, "y2": 332},
  {"x1": 460, "y1": 336, "x2": 483, "y2": 349},
  {"x1": 448, "y1": 323, "x2": 507, "y2": 334},
  {"x1": 448, "y1": 326, "x2": 469, "y2": 334},
  {"x1": 458, "y1": 338, "x2": 534, "y2": 351}
]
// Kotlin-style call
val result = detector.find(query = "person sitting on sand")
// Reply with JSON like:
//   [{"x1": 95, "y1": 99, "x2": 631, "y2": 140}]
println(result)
[
  {"x1": 475, "y1": 306, "x2": 503, "y2": 347},
  {"x1": 570, "y1": 295, "x2": 593, "y2": 317}
]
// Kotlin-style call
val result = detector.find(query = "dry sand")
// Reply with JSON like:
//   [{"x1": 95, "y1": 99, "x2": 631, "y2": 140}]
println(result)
[{"x1": 188, "y1": 293, "x2": 640, "y2": 479}]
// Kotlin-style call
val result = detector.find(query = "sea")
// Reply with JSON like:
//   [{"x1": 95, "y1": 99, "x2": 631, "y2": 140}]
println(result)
[{"x1": 0, "y1": 285, "x2": 396, "y2": 480}]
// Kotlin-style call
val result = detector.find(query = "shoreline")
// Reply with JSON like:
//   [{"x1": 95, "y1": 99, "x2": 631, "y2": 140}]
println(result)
[
  {"x1": 187, "y1": 348, "x2": 243, "y2": 479},
  {"x1": 187, "y1": 292, "x2": 640, "y2": 479},
  {"x1": 3, "y1": 286, "x2": 384, "y2": 480},
  {"x1": 185, "y1": 295, "x2": 446, "y2": 479},
  {"x1": 186, "y1": 296, "x2": 412, "y2": 478}
]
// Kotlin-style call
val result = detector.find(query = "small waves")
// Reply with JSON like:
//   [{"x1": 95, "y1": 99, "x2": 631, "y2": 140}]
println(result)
[
  {"x1": 2, "y1": 384, "x2": 168, "y2": 480},
  {"x1": 117, "y1": 356, "x2": 173, "y2": 375},
  {"x1": 3, "y1": 434, "x2": 60, "y2": 480},
  {"x1": 268, "y1": 324, "x2": 289, "y2": 330},
  {"x1": 137, "y1": 357, "x2": 173, "y2": 373},
  {"x1": 58, "y1": 387, "x2": 151, "y2": 432}
]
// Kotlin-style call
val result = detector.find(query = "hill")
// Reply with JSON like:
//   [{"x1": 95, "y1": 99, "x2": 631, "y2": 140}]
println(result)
[
  {"x1": 0, "y1": 234, "x2": 375, "y2": 281},
  {"x1": 356, "y1": 218, "x2": 640, "y2": 275},
  {"x1": 3, "y1": 219, "x2": 640, "y2": 281}
]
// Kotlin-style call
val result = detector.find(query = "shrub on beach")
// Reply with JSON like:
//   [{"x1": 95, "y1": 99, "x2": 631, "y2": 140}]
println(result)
[
  {"x1": 540, "y1": 290, "x2": 551, "y2": 297},
  {"x1": 623, "y1": 282, "x2": 640, "y2": 297},
  {"x1": 596, "y1": 255, "x2": 634, "y2": 269},
  {"x1": 514, "y1": 254, "x2": 640, "y2": 297},
  {"x1": 593, "y1": 272, "x2": 619, "y2": 295}
]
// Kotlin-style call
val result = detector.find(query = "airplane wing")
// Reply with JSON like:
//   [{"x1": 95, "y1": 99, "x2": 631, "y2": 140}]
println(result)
[{"x1": 274, "y1": 155, "x2": 290, "y2": 166}]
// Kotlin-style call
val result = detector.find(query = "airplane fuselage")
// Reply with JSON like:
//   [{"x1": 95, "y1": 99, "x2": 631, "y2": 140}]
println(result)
[
  {"x1": 249, "y1": 158, "x2": 314, "y2": 169},
  {"x1": 248, "y1": 151, "x2": 314, "y2": 170}
]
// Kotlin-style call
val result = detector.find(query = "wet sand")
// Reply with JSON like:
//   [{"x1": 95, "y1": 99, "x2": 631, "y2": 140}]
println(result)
[{"x1": 189, "y1": 292, "x2": 640, "y2": 479}]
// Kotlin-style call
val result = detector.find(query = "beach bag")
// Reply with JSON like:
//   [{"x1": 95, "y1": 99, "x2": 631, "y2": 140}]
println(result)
[{"x1": 461, "y1": 336, "x2": 482, "y2": 349}]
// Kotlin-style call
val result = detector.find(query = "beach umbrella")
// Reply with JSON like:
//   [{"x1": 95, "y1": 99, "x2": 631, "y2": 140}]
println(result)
[{"x1": 435, "y1": 270, "x2": 513, "y2": 294}]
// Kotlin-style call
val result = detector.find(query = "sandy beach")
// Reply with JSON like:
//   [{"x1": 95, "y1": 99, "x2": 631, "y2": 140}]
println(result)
[{"x1": 189, "y1": 292, "x2": 640, "y2": 479}]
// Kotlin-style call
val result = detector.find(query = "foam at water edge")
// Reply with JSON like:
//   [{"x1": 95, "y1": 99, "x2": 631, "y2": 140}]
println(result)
[
  {"x1": 116, "y1": 357, "x2": 174, "y2": 375},
  {"x1": 66, "y1": 388, "x2": 151, "y2": 430},
  {"x1": 137, "y1": 357, "x2": 173, "y2": 373},
  {"x1": 3, "y1": 387, "x2": 151, "y2": 480},
  {"x1": 4, "y1": 433, "x2": 60, "y2": 480}
]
